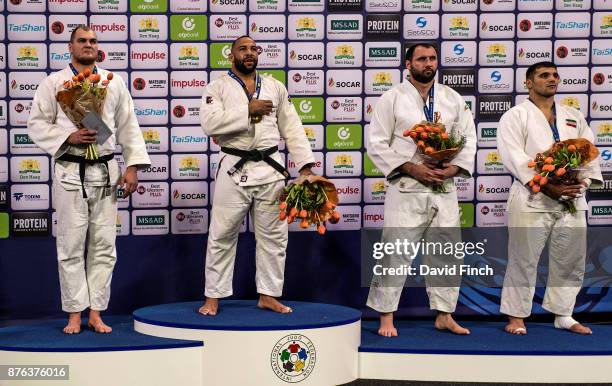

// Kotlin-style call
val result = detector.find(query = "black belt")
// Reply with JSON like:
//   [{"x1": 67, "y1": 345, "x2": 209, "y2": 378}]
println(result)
[
  {"x1": 221, "y1": 146, "x2": 289, "y2": 178},
  {"x1": 57, "y1": 153, "x2": 115, "y2": 198}
]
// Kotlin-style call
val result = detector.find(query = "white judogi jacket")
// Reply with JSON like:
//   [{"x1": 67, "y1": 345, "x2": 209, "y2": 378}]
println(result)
[
  {"x1": 367, "y1": 81, "x2": 476, "y2": 192},
  {"x1": 28, "y1": 66, "x2": 150, "y2": 186},
  {"x1": 497, "y1": 99, "x2": 603, "y2": 212},
  {"x1": 201, "y1": 72, "x2": 314, "y2": 186}
]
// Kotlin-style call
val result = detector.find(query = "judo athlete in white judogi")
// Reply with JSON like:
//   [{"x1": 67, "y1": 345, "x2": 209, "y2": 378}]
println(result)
[
  {"x1": 497, "y1": 61, "x2": 602, "y2": 335},
  {"x1": 28, "y1": 26, "x2": 150, "y2": 334},
  {"x1": 198, "y1": 36, "x2": 315, "y2": 316},
  {"x1": 366, "y1": 43, "x2": 477, "y2": 337}
]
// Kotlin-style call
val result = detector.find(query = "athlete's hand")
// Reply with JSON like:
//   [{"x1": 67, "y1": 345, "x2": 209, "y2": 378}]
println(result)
[{"x1": 248, "y1": 98, "x2": 273, "y2": 116}]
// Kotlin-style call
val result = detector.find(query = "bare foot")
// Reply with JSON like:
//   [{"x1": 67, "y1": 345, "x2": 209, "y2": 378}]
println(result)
[
  {"x1": 435, "y1": 312, "x2": 470, "y2": 335},
  {"x1": 257, "y1": 295, "x2": 292, "y2": 313},
  {"x1": 198, "y1": 298, "x2": 219, "y2": 316},
  {"x1": 63, "y1": 312, "x2": 82, "y2": 334},
  {"x1": 568, "y1": 323, "x2": 592, "y2": 335},
  {"x1": 504, "y1": 316, "x2": 527, "y2": 335},
  {"x1": 88, "y1": 310, "x2": 112, "y2": 333},
  {"x1": 378, "y1": 312, "x2": 398, "y2": 337}
]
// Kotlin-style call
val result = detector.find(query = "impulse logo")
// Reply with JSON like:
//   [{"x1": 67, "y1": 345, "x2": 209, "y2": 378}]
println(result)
[{"x1": 91, "y1": 23, "x2": 126, "y2": 34}]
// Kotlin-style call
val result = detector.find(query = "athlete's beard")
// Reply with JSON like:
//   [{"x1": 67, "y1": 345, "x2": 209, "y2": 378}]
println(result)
[
  {"x1": 410, "y1": 67, "x2": 436, "y2": 84},
  {"x1": 234, "y1": 58, "x2": 257, "y2": 75},
  {"x1": 74, "y1": 54, "x2": 96, "y2": 66}
]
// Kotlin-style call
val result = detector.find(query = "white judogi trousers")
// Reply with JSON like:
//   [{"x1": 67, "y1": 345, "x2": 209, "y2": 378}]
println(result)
[
  {"x1": 366, "y1": 181, "x2": 463, "y2": 314},
  {"x1": 54, "y1": 180, "x2": 118, "y2": 313},
  {"x1": 204, "y1": 159, "x2": 287, "y2": 298},
  {"x1": 500, "y1": 194, "x2": 587, "y2": 318}
]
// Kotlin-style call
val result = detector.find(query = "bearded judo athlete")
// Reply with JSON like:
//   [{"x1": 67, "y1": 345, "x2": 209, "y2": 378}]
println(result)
[
  {"x1": 498, "y1": 61, "x2": 603, "y2": 335},
  {"x1": 28, "y1": 26, "x2": 151, "y2": 334},
  {"x1": 198, "y1": 36, "x2": 315, "y2": 316},
  {"x1": 365, "y1": 43, "x2": 477, "y2": 337}
]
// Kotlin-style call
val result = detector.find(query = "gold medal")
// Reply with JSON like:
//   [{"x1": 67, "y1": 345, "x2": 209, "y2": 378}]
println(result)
[{"x1": 250, "y1": 115, "x2": 262, "y2": 124}]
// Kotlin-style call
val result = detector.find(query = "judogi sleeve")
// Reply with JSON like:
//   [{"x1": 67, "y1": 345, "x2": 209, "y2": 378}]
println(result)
[
  {"x1": 450, "y1": 94, "x2": 476, "y2": 178},
  {"x1": 575, "y1": 111, "x2": 603, "y2": 188},
  {"x1": 366, "y1": 91, "x2": 410, "y2": 179},
  {"x1": 497, "y1": 108, "x2": 534, "y2": 185},
  {"x1": 27, "y1": 77, "x2": 73, "y2": 157},
  {"x1": 114, "y1": 74, "x2": 151, "y2": 168},
  {"x1": 276, "y1": 83, "x2": 315, "y2": 171},
  {"x1": 200, "y1": 80, "x2": 250, "y2": 136}
]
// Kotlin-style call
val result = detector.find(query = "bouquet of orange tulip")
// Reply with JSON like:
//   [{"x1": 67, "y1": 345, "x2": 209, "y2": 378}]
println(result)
[
  {"x1": 277, "y1": 175, "x2": 340, "y2": 235},
  {"x1": 527, "y1": 138, "x2": 599, "y2": 213},
  {"x1": 402, "y1": 121, "x2": 466, "y2": 192},
  {"x1": 56, "y1": 68, "x2": 114, "y2": 160}
]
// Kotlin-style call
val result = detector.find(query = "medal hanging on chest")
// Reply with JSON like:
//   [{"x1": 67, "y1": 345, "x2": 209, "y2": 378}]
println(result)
[{"x1": 228, "y1": 71, "x2": 262, "y2": 124}]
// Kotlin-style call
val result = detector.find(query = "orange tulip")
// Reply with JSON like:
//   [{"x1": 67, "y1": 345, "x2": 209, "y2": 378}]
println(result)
[
  {"x1": 539, "y1": 176, "x2": 548, "y2": 186},
  {"x1": 544, "y1": 157, "x2": 554, "y2": 164},
  {"x1": 532, "y1": 184, "x2": 541, "y2": 193},
  {"x1": 556, "y1": 168, "x2": 566, "y2": 176},
  {"x1": 528, "y1": 161, "x2": 536, "y2": 168}
]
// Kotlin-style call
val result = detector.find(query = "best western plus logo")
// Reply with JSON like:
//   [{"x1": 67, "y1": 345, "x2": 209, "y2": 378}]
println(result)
[{"x1": 366, "y1": 15, "x2": 400, "y2": 40}]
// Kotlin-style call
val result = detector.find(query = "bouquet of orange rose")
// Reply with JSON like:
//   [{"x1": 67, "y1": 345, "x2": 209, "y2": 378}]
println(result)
[
  {"x1": 527, "y1": 138, "x2": 599, "y2": 213},
  {"x1": 402, "y1": 121, "x2": 466, "y2": 192},
  {"x1": 277, "y1": 176, "x2": 340, "y2": 235},
  {"x1": 56, "y1": 68, "x2": 114, "y2": 160}
]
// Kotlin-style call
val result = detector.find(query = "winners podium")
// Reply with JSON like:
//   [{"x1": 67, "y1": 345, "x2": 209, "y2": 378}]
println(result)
[{"x1": 2, "y1": 302, "x2": 612, "y2": 385}]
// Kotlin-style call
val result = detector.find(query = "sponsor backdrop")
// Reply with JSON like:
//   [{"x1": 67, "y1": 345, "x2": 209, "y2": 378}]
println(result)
[{"x1": 0, "y1": 0, "x2": 611, "y2": 321}]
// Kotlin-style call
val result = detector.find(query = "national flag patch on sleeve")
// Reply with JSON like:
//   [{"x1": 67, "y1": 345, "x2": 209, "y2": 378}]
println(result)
[
  {"x1": 566, "y1": 119, "x2": 577, "y2": 128},
  {"x1": 206, "y1": 96, "x2": 213, "y2": 104}
]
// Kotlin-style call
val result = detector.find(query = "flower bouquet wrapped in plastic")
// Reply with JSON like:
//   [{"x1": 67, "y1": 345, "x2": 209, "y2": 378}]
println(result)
[
  {"x1": 56, "y1": 68, "x2": 114, "y2": 160},
  {"x1": 277, "y1": 175, "x2": 340, "y2": 235},
  {"x1": 402, "y1": 121, "x2": 466, "y2": 192},
  {"x1": 527, "y1": 138, "x2": 599, "y2": 213}
]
